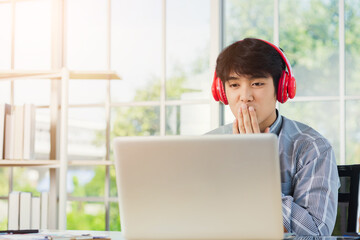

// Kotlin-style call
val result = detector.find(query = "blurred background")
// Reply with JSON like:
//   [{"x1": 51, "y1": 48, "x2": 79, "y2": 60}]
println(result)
[{"x1": 0, "y1": 0, "x2": 360, "y2": 231}]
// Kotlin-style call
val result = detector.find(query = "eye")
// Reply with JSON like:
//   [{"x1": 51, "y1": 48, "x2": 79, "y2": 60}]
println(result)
[
  {"x1": 252, "y1": 82, "x2": 264, "y2": 87},
  {"x1": 229, "y1": 83, "x2": 239, "y2": 88}
]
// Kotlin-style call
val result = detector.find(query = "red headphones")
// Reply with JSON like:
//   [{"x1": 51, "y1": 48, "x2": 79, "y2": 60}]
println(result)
[{"x1": 211, "y1": 39, "x2": 296, "y2": 104}]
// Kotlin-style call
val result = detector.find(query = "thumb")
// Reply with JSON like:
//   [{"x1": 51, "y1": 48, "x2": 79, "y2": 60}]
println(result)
[{"x1": 264, "y1": 127, "x2": 270, "y2": 133}]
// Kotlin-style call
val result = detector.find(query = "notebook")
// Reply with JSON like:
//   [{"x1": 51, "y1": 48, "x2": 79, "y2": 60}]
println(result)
[{"x1": 113, "y1": 134, "x2": 283, "y2": 239}]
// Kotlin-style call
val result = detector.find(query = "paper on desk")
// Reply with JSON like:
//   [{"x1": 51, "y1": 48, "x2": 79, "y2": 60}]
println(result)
[
  {"x1": 0, "y1": 232, "x2": 111, "y2": 240},
  {"x1": 0, "y1": 234, "x2": 47, "y2": 240}
]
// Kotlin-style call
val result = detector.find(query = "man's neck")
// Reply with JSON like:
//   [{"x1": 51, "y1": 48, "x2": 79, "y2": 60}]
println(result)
[{"x1": 260, "y1": 109, "x2": 277, "y2": 133}]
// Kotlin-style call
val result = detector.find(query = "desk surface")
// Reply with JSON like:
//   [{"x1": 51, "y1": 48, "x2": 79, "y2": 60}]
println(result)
[
  {"x1": 65, "y1": 231, "x2": 360, "y2": 240},
  {"x1": 44, "y1": 230, "x2": 123, "y2": 239},
  {"x1": 44, "y1": 230, "x2": 360, "y2": 240},
  {"x1": 2, "y1": 230, "x2": 360, "y2": 240}
]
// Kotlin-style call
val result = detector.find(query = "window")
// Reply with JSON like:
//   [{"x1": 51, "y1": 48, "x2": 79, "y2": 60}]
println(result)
[
  {"x1": 3, "y1": 0, "x2": 357, "y2": 232},
  {"x1": 224, "y1": 0, "x2": 360, "y2": 165},
  {"x1": 0, "y1": 0, "x2": 212, "y2": 231},
  {"x1": 66, "y1": 0, "x2": 212, "y2": 231}
]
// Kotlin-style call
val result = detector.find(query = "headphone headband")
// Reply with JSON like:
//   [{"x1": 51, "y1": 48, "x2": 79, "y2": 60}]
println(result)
[{"x1": 257, "y1": 39, "x2": 293, "y2": 81}]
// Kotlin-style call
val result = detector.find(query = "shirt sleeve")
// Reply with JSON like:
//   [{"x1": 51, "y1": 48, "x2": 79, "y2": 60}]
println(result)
[{"x1": 282, "y1": 138, "x2": 339, "y2": 236}]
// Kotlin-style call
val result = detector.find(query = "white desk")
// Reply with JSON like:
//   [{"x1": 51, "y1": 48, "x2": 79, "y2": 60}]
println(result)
[
  {"x1": 43, "y1": 231, "x2": 360, "y2": 240},
  {"x1": 43, "y1": 230, "x2": 124, "y2": 239},
  {"x1": 0, "y1": 230, "x2": 124, "y2": 240},
  {"x1": 1, "y1": 230, "x2": 359, "y2": 240}
]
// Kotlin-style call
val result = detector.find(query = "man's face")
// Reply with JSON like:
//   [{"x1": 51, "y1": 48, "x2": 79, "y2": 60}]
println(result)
[{"x1": 225, "y1": 72, "x2": 277, "y2": 132}]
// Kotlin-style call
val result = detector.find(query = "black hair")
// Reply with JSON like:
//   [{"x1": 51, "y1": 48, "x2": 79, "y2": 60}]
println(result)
[{"x1": 215, "y1": 38, "x2": 286, "y2": 94}]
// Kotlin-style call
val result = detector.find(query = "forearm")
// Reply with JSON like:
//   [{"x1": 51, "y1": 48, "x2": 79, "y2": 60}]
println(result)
[
  {"x1": 282, "y1": 195, "x2": 328, "y2": 235},
  {"x1": 282, "y1": 140, "x2": 339, "y2": 236}
]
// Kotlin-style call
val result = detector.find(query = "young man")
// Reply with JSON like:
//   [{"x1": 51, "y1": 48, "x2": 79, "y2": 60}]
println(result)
[{"x1": 207, "y1": 38, "x2": 339, "y2": 236}]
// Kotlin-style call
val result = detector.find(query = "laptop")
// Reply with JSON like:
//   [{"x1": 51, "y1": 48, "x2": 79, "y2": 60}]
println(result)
[{"x1": 113, "y1": 134, "x2": 283, "y2": 239}]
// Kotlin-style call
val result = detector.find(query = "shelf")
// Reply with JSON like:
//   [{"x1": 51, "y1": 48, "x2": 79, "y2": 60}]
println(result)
[
  {"x1": 0, "y1": 69, "x2": 121, "y2": 80},
  {"x1": 0, "y1": 70, "x2": 61, "y2": 80},
  {"x1": 68, "y1": 160, "x2": 114, "y2": 166},
  {"x1": 0, "y1": 160, "x2": 114, "y2": 167},
  {"x1": 0, "y1": 67, "x2": 120, "y2": 229},
  {"x1": 0, "y1": 160, "x2": 60, "y2": 167},
  {"x1": 69, "y1": 71, "x2": 120, "y2": 80}
]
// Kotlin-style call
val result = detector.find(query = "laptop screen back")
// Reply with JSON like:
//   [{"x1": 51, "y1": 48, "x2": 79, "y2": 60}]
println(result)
[{"x1": 114, "y1": 134, "x2": 283, "y2": 239}]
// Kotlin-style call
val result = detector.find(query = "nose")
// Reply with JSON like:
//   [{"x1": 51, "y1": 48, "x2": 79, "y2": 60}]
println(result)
[{"x1": 240, "y1": 86, "x2": 254, "y2": 102}]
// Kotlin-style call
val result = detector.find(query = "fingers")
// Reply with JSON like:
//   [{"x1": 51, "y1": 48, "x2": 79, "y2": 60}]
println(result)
[
  {"x1": 264, "y1": 127, "x2": 270, "y2": 133},
  {"x1": 232, "y1": 119, "x2": 240, "y2": 134},
  {"x1": 249, "y1": 106, "x2": 260, "y2": 133},
  {"x1": 237, "y1": 107, "x2": 246, "y2": 134},
  {"x1": 233, "y1": 104, "x2": 265, "y2": 134},
  {"x1": 241, "y1": 104, "x2": 253, "y2": 133}
]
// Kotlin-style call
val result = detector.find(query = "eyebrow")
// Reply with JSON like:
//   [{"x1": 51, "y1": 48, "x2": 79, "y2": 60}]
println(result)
[
  {"x1": 226, "y1": 75, "x2": 269, "y2": 81},
  {"x1": 226, "y1": 76, "x2": 239, "y2": 81}
]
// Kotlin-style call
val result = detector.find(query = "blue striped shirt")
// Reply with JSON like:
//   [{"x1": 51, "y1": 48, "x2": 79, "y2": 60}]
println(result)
[{"x1": 206, "y1": 111, "x2": 339, "y2": 236}]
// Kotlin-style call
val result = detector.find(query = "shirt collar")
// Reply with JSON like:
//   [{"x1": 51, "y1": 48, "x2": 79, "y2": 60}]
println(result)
[{"x1": 269, "y1": 109, "x2": 282, "y2": 136}]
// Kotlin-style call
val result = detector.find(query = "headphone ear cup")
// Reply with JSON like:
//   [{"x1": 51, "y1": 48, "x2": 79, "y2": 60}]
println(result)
[
  {"x1": 287, "y1": 76, "x2": 296, "y2": 99},
  {"x1": 277, "y1": 70, "x2": 289, "y2": 103},
  {"x1": 212, "y1": 71, "x2": 228, "y2": 105},
  {"x1": 211, "y1": 74, "x2": 220, "y2": 102},
  {"x1": 216, "y1": 77, "x2": 228, "y2": 105}
]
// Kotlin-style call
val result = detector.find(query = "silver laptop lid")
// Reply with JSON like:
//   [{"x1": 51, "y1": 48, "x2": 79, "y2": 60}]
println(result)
[{"x1": 114, "y1": 134, "x2": 283, "y2": 239}]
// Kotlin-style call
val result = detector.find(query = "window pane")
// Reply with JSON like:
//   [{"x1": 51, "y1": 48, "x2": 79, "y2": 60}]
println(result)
[
  {"x1": 110, "y1": 202, "x2": 121, "y2": 231},
  {"x1": 68, "y1": 166, "x2": 104, "y2": 197},
  {"x1": 0, "y1": 81, "x2": 10, "y2": 104},
  {"x1": 0, "y1": 199, "x2": 7, "y2": 230},
  {"x1": 35, "y1": 108, "x2": 51, "y2": 160},
  {"x1": 166, "y1": 0, "x2": 210, "y2": 101},
  {"x1": 111, "y1": 0, "x2": 162, "y2": 102},
  {"x1": 222, "y1": 0, "x2": 273, "y2": 122},
  {"x1": 13, "y1": 168, "x2": 50, "y2": 194},
  {"x1": 68, "y1": 108, "x2": 106, "y2": 160},
  {"x1": 279, "y1": 101, "x2": 340, "y2": 163},
  {"x1": 110, "y1": 166, "x2": 117, "y2": 197},
  {"x1": 110, "y1": 106, "x2": 160, "y2": 162},
  {"x1": 279, "y1": 0, "x2": 339, "y2": 96},
  {"x1": 14, "y1": 79, "x2": 50, "y2": 106},
  {"x1": 0, "y1": 3, "x2": 11, "y2": 70},
  {"x1": 224, "y1": 106, "x2": 234, "y2": 126},
  {"x1": 166, "y1": 104, "x2": 211, "y2": 135},
  {"x1": 14, "y1": 0, "x2": 51, "y2": 69},
  {"x1": 67, "y1": 0, "x2": 107, "y2": 70},
  {"x1": 345, "y1": 0, "x2": 360, "y2": 95},
  {"x1": 111, "y1": 106, "x2": 160, "y2": 138},
  {"x1": 67, "y1": 201, "x2": 105, "y2": 230},
  {"x1": 224, "y1": 0, "x2": 273, "y2": 45},
  {"x1": 346, "y1": 100, "x2": 360, "y2": 164},
  {"x1": 0, "y1": 168, "x2": 9, "y2": 196},
  {"x1": 69, "y1": 80, "x2": 107, "y2": 105}
]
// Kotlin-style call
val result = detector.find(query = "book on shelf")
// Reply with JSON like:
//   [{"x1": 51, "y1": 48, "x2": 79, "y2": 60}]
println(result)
[
  {"x1": 23, "y1": 104, "x2": 36, "y2": 160},
  {"x1": 2, "y1": 103, "x2": 36, "y2": 160},
  {"x1": 7, "y1": 192, "x2": 48, "y2": 231},
  {"x1": 4, "y1": 104, "x2": 14, "y2": 160},
  {"x1": 0, "y1": 103, "x2": 9, "y2": 159},
  {"x1": 7, "y1": 192, "x2": 20, "y2": 230},
  {"x1": 31, "y1": 196, "x2": 40, "y2": 230},
  {"x1": 19, "y1": 192, "x2": 31, "y2": 230},
  {"x1": 40, "y1": 192, "x2": 49, "y2": 230},
  {"x1": 13, "y1": 105, "x2": 24, "y2": 160}
]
